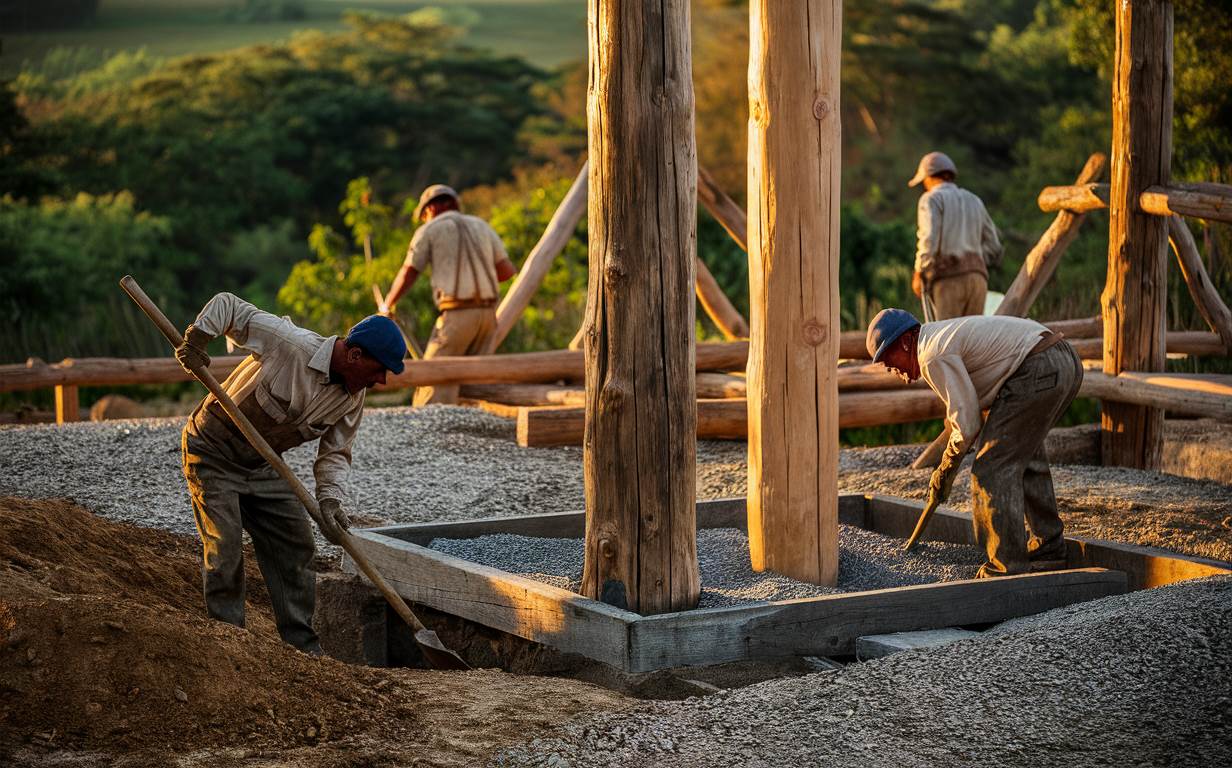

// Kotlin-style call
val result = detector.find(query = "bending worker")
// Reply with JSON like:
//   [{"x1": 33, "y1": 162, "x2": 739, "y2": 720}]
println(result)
[
  {"x1": 909, "y1": 151, "x2": 1003, "y2": 319},
  {"x1": 383, "y1": 184, "x2": 516, "y2": 405},
  {"x1": 866, "y1": 308, "x2": 1083, "y2": 578},
  {"x1": 175, "y1": 292, "x2": 406, "y2": 653}
]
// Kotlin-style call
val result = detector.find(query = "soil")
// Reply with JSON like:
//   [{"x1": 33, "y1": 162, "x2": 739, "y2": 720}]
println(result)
[{"x1": 0, "y1": 498, "x2": 626, "y2": 767}]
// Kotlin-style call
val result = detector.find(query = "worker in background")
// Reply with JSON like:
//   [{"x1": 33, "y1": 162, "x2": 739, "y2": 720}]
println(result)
[
  {"x1": 909, "y1": 152, "x2": 1003, "y2": 320},
  {"x1": 866, "y1": 308, "x2": 1083, "y2": 578},
  {"x1": 175, "y1": 293, "x2": 406, "y2": 653},
  {"x1": 382, "y1": 184, "x2": 517, "y2": 405}
]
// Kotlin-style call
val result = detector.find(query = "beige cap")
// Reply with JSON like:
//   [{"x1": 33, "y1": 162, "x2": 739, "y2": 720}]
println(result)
[
  {"x1": 414, "y1": 184, "x2": 460, "y2": 221},
  {"x1": 908, "y1": 152, "x2": 958, "y2": 187}
]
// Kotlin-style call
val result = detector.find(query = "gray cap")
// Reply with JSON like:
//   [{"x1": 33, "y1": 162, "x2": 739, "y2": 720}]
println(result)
[
  {"x1": 908, "y1": 152, "x2": 958, "y2": 187},
  {"x1": 414, "y1": 184, "x2": 460, "y2": 221}
]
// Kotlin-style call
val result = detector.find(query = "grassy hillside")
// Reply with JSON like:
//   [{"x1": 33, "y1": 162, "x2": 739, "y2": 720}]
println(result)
[{"x1": 0, "y1": 0, "x2": 586, "y2": 75}]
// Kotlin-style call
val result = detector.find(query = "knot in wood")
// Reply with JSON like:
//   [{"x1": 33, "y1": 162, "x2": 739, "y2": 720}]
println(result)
[
  {"x1": 749, "y1": 101, "x2": 769, "y2": 127},
  {"x1": 603, "y1": 261, "x2": 626, "y2": 287},
  {"x1": 802, "y1": 319, "x2": 828, "y2": 347},
  {"x1": 599, "y1": 380, "x2": 628, "y2": 412},
  {"x1": 599, "y1": 537, "x2": 616, "y2": 560},
  {"x1": 812, "y1": 97, "x2": 832, "y2": 121}
]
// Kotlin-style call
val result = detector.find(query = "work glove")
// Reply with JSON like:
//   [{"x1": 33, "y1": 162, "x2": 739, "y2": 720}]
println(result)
[
  {"x1": 318, "y1": 498, "x2": 352, "y2": 545},
  {"x1": 175, "y1": 325, "x2": 213, "y2": 373},
  {"x1": 927, "y1": 464, "x2": 958, "y2": 508}
]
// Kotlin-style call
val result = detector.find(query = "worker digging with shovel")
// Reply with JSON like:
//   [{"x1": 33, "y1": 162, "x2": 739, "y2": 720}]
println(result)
[
  {"x1": 174, "y1": 292, "x2": 405, "y2": 654},
  {"x1": 866, "y1": 308, "x2": 1084, "y2": 578}
]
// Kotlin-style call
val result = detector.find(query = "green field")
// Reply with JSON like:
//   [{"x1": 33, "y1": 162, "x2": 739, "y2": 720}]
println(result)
[{"x1": 0, "y1": 0, "x2": 586, "y2": 76}]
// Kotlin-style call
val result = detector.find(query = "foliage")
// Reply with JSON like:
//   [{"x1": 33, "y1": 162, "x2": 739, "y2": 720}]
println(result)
[
  {"x1": 0, "y1": 193, "x2": 184, "y2": 361},
  {"x1": 226, "y1": 0, "x2": 306, "y2": 24}
]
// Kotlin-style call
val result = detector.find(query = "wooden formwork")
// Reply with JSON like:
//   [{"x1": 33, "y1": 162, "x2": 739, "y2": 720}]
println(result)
[{"x1": 341, "y1": 495, "x2": 1229, "y2": 673}]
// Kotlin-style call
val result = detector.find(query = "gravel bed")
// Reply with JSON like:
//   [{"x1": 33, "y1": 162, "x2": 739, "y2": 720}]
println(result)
[
  {"x1": 0, "y1": 406, "x2": 1228, "y2": 562},
  {"x1": 431, "y1": 526, "x2": 984, "y2": 608},
  {"x1": 492, "y1": 575, "x2": 1232, "y2": 767}
]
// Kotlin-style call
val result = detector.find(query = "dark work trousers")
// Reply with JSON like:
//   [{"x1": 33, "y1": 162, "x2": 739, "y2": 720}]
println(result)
[
  {"x1": 182, "y1": 430, "x2": 321, "y2": 652},
  {"x1": 970, "y1": 341, "x2": 1083, "y2": 578}
]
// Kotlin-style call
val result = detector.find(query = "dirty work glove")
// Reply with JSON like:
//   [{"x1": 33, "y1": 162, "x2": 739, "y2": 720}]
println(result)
[
  {"x1": 318, "y1": 498, "x2": 351, "y2": 545},
  {"x1": 175, "y1": 325, "x2": 213, "y2": 373},
  {"x1": 927, "y1": 464, "x2": 957, "y2": 507}
]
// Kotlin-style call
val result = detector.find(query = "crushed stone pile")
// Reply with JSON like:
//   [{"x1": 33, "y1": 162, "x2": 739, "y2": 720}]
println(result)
[
  {"x1": 492, "y1": 575, "x2": 1232, "y2": 768},
  {"x1": 431, "y1": 527, "x2": 984, "y2": 608},
  {"x1": 0, "y1": 498, "x2": 623, "y2": 766}
]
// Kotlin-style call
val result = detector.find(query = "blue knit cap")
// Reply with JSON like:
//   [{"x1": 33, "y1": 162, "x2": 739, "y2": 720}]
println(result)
[
  {"x1": 866, "y1": 308, "x2": 921, "y2": 362},
  {"x1": 345, "y1": 315, "x2": 407, "y2": 374}
]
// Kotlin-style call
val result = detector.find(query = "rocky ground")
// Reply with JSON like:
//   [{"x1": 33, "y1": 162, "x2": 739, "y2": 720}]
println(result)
[{"x1": 1, "y1": 405, "x2": 1230, "y2": 766}]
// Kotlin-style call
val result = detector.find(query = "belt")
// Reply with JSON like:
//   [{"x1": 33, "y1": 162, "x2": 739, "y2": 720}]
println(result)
[
  {"x1": 437, "y1": 297, "x2": 497, "y2": 311},
  {"x1": 1027, "y1": 330, "x2": 1065, "y2": 357}
]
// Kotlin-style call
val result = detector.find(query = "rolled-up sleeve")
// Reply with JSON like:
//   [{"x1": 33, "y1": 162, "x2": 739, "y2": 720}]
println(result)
[
  {"x1": 406, "y1": 225, "x2": 433, "y2": 273},
  {"x1": 313, "y1": 396, "x2": 364, "y2": 504},
  {"x1": 923, "y1": 355, "x2": 983, "y2": 467},
  {"x1": 915, "y1": 194, "x2": 942, "y2": 273},
  {"x1": 192, "y1": 292, "x2": 288, "y2": 358}
]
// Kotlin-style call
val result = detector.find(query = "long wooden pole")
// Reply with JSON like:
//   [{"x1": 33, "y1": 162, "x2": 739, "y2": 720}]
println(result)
[
  {"x1": 747, "y1": 0, "x2": 841, "y2": 586},
  {"x1": 118, "y1": 276, "x2": 468, "y2": 670},
  {"x1": 1168, "y1": 214, "x2": 1232, "y2": 351},
  {"x1": 580, "y1": 0, "x2": 700, "y2": 615},
  {"x1": 1102, "y1": 0, "x2": 1172, "y2": 470}
]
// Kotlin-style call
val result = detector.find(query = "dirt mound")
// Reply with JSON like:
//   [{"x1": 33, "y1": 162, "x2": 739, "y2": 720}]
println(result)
[{"x1": 0, "y1": 498, "x2": 626, "y2": 765}]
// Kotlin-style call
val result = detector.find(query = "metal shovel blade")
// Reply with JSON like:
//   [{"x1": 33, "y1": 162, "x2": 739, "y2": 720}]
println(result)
[{"x1": 414, "y1": 628, "x2": 471, "y2": 671}]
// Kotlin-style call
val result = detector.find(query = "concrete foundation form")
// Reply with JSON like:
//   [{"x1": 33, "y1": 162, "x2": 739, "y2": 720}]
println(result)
[{"x1": 342, "y1": 495, "x2": 1230, "y2": 673}]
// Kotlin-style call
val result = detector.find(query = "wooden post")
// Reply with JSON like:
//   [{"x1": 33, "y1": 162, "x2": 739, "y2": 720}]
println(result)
[
  {"x1": 746, "y1": 0, "x2": 841, "y2": 585},
  {"x1": 1102, "y1": 0, "x2": 1172, "y2": 470},
  {"x1": 54, "y1": 384, "x2": 79, "y2": 423},
  {"x1": 580, "y1": 0, "x2": 699, "y2": 614}
]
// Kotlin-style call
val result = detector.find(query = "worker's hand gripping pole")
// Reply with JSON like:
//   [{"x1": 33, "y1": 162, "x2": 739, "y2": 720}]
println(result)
[{"x1": 119, "y1": 276, "x2": 469, "y2": 670}]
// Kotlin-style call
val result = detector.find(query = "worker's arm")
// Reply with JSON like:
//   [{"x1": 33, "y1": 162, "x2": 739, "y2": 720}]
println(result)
[
  {"x1": 921, "y1": 355, "x2": 982, "y2": 501},
  {"x1": 385, "y1": 225, "x2": 433, "y2": 312},
  {"x1": 488, "y1": 226, "x2": 516, "y2": 282},
  {"x1": 979, "y1": 202, "x2": 1003, "y2": 269},
  {"x1": 383, "y1": 265, "x2": 419, "y2": 313},
  {"x1": 914, "y1": 192, "x2": 942, "y2": 295},
  {"x1": 187, "y1": 292, "x2": 288, "y2": 358},
  {"x1": 313, "y1": 396, "x2": 364, "y2": 505}
]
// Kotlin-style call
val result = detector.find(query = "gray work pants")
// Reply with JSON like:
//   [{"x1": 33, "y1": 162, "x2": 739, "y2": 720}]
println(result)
[
  {"x1": 182, "y1": 430, "x2": 321, "y2": 652},
  {"x1": 970, "y1": 341, "x2": 1083, "y2": 578},
  {"x1": 927, "y1": 272, "x2": 987, "y2": 319}
]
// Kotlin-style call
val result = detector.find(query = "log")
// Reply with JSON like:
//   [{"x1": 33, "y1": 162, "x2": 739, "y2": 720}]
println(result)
[
  {"x1": 999, "y1": 154, "x2": 1107, "y2": 317},
  {"x1": 695, "y1": 372, "x2": 747, "y2": 399},
  {"x1": 376, "y1": 341, "x2": 747, "y2": 390},
  {"x1": 694, "y1": 165, "x2": 750, "y2": 339},
  {"x1": 746, "y1": 0, "x2": 842, "y2": 586},
  {"x1": 697, "y1": 164, "x2": 748, "y2": 250},
  {"x1": 1141, "y1": 182, "x2": 1232, "y2": 224},
  {"x1": 459, "y1": 383, "x2": 585, "y2": 407},
  {"x1": 54, "y1": 384, "x2": 79, "y2": 424},
  {"x1": 1072, "y1": 332, "x2": 1223, "y2": 360},
  {"x1": 580, "y1": 0, "x2": 699, "y2": 614},
  {"x1": 0, "y1": 356, "x2": 246, "y2": 393},
  {"x1": 1102, "y1": 0, "x2": 1173, "y2": 470},
  {"x1": 1169, "y1": 214, "x2": 1232, "y2": 351},
  {"x1": 483, "y1": 161, "x2": 589, "y2": 354},
  {"x1": 1080, "y1": 369, "x2": 1232, "y2": 421},
  {"x1": 1038, "y1": 183, "x2": 1110, "y2": 213},
  {"x1": 517, "y1": 390, "x2": 946, "y2": 448}
]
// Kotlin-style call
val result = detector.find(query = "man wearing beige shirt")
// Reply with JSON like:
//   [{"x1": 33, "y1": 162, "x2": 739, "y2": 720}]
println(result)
[
  {"x1": 866, "y1": 308, "x2": 1083, "y2": 577},
  {"x1": 174, "y1": 293, "x2": 406, "y2": 652},
  {"x1": 383, "y1": 184, "x2": 517, "y2": 405},
  {"x1": 909, "y1": 152, "x2": 1003, "y2": 320}
]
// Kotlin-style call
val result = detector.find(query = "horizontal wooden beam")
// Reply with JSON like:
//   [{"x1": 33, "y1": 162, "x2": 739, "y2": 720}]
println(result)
[
  {"x1": 1038, "y1": 182, "x2": 1110, "y2": 213},
  {"x1": 1068, "y1": 331, "x2": 1226, "y2": 359},
  {"x1": 1140, "y1": 182, "x2": 1232, "y2": 224},
  {"x1": 0, "y1": 356, "x2": 246, "y2": 393},
  {"x1": 1080, "y1": 367, "x2": 1232, "y2": 421}
]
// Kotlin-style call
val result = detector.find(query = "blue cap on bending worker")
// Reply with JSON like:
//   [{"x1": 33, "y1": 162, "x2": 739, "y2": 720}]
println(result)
[
  {"x1": 866, "y1": 308, "x2": 921, "y2": 362},
  {"x1": 345, "y1": 315, "x2": 407, "y2": 375}
]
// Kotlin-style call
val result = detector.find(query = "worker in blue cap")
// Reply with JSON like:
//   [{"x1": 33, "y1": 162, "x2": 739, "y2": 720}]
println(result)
[
  {"x1": 173, "y1": 292, "x2": 406, "y2": 653},
  {"x1": 867, "y1": 308, "x2": 1083, "y2": 578}
]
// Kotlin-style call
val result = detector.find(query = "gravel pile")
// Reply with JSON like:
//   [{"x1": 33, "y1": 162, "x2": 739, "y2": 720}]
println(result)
[
  {"x1": 492, "y1": 575, "x2": 1232, "y2": 767},
  {"x1": 431, "y1": 526, "x2": 983, "y2": 608},
  {"x1": 1, "y1": 406, "x2": 1228, "y2": 562}
]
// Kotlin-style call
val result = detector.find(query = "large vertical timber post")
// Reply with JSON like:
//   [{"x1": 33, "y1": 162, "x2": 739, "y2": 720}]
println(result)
[
  {"x1": 746, "y1": 0, "x2": 841, "y2": 584},
  {"x1": 580, "y1": 0, "x2": 700, "y2": 614},
  {"x1": 1102, "y1": 0, "x2": 1172, "y2": 469}
]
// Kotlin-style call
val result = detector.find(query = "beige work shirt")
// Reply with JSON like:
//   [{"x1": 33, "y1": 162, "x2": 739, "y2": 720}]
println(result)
[
  {"x1": 918, "y1": 315, "x2": 1050, "y2": 467},
  {"x1": 915, "y1": 182, "x2": 1003, "y2": 279},
  {"x1": 186, "y1": 292, "x2": 364, "y2": 503},
  {"x1": 404, "y1": 211, "x2": 508, "y2": 309}
]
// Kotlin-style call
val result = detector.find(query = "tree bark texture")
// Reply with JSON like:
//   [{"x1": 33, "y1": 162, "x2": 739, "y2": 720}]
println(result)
[
  {"x1": 746, "y1": 0, "x2": 841, "y2": 585},
  {"x1": 1102, "y1": 0, "x2": 1172, "y2": 470},
  {"x1": 580, "y1": 0, "x2": 699, "y2": 614},
  {"x1": 1141, "y1": 182, "x2": 1232, "y2": 224}
]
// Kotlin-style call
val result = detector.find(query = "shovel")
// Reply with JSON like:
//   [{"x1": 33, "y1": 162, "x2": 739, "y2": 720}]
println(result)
[{"x1": 120, "y1": 275, "x2": 469, "y2": 671}]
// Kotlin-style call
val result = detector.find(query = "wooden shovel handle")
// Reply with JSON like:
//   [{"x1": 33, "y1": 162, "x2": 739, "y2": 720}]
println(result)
[{"x1": 119, "y1": 276, "x2": 429, "y2": 635}]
